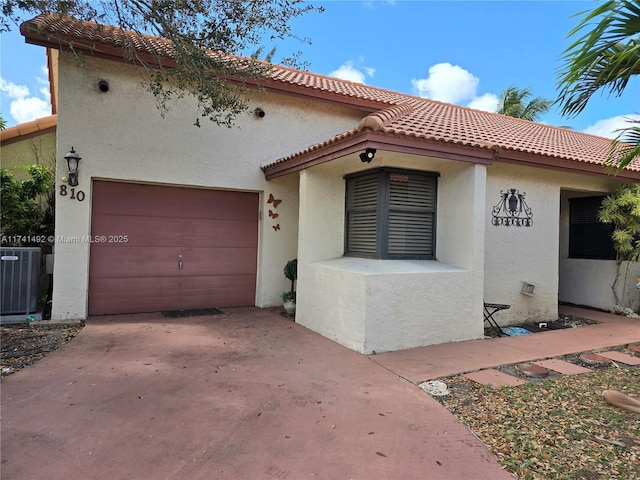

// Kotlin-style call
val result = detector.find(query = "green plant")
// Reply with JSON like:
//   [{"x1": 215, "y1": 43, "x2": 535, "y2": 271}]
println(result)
[
  {"x1": 598, "y1": 184, "x2": 640, "y2": 305},
  {"x1": 282, "y1": 258, "x2": 297, "y2": 302},
  {"x1": 496, "y1": 86, "x2": 553, "y2": 122},
  {"x1": 281, "y1": 291, "x2": 295, "y2": 303},
  {"x1": 1, "y1": 164, "x2": 54, "y2": 244},
  {"x1": 557, "y1": 0, "x2": 640, "y2": 171}
]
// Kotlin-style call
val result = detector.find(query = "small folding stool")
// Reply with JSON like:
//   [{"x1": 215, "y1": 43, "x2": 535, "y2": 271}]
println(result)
[{"x1": 483, "y1": 302, "x2": 510, "y2": 337}]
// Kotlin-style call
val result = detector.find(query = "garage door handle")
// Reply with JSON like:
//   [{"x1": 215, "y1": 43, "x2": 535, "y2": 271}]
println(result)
[{"x1": 178, "y1": 261, "x2": 183, "y2": 270}]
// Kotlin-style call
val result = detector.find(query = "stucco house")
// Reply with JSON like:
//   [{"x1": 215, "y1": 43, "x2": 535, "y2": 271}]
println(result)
[
  {"x1": 1, "y1": 115, "x2": 57, "y2": 175},
  {"x1": 20, "y1": 14, "x2": 640, "y2": 354}
]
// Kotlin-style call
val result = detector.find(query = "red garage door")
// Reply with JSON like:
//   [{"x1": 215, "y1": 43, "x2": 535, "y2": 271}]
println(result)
[{"x1": 89, "y1": 181, "x2": 259, "y2": 315}]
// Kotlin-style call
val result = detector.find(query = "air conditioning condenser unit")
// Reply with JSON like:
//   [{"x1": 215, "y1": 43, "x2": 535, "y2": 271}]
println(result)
[{"x1": 1, "y1": 247, "x2": 41, "y2": 315}]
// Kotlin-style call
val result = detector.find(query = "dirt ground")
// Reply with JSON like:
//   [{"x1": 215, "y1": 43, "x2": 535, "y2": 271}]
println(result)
[{"x1": 1, "y1": 323, "x2": 84, "y2": 377}]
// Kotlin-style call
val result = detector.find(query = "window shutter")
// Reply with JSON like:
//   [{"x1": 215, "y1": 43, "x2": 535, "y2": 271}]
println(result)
[
  {"x1": 388, "y1": 213, "x2": 434, "y2": 256},
  {"x1": 346, "y1": 174, "x2": 378, "y2": 256},
  {"x1": 387, "y1": 173, "x2": 436, "y2": 257},
  {"x1": 388, "y1": 173, "x2": 436, "y2": 210},
  {"x1": 345, "y1": 168, "x2": 438, "y2": 259},
  {"x1": 569, "y1": 196, "x2": 616, "y2": 260}
]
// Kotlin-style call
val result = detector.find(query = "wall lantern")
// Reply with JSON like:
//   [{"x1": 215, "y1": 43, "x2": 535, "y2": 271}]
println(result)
[
  {"x1": 359, "y1": 148, "x2": 376, "y2": 163},
  {"x1": 64, "y1": 147, "x2": 82, "y2": 186}
]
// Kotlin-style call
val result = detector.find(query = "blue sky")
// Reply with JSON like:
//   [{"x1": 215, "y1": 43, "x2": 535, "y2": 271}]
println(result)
[{"x1": 2, "y1": 0, "x2": 639, "y2": 136}]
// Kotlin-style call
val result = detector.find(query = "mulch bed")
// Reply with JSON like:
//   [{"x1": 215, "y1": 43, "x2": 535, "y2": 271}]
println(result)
[
  {"x1": 484, "y1": 313, "x2": 600, "y2": 338},
  {"x1": 1, "y1": 323, "x2": 84, "y2": 377}
]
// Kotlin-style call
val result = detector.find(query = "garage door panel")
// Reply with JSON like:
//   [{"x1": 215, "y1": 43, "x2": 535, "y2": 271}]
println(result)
[
  {"x1": 91, "y1": 215, "x2": 258, "y2": 248},
  {"x1": 89, "y1": 181, "x2": 259, "y2": 315},
  {"x1": 88, "y1": 275, "x2": 255, "y2": 314},
  {"x1": 177, "y1": 275, "x2": 255, "y2": 307},
  {"x1": 90, "y1": 247, "x2": 258, "y2": 277},
  {"x1": 92, "y1": 182, "x2": 258, "y2": 220}
]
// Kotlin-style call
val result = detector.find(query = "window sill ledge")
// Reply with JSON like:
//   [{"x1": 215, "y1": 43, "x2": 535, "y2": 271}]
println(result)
[{"x1": 309, "y1": 257, "x2": 467, "y2": 275}]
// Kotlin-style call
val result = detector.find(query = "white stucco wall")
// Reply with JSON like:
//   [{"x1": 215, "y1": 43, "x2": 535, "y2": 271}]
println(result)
[
  {"x1": 1, "y1": 131, "x2": 56, "y2": 175},
  {"x1": 296, "y1": 154, "x2": 485, "y2": 354},
  {"x1": 52, "y1": 53, "x2": 362, "y2": 320},
  {"x1": 484, "y1": 166, "x2": 560, "y2": 324},
  {"x1": 485, "y1": 163, "x2": 637, "y2": 326},
  {"x1": 364, "y1": 260, "x2": 476, "y2": 353},
  {"x1": 559, "y1": 190, "x2": 640, "y2": 312}
]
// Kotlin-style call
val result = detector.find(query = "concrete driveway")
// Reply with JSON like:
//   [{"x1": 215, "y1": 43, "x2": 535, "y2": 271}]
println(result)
[{"x1": 1, "y1": 307, "x2": 511, "y2": 479}]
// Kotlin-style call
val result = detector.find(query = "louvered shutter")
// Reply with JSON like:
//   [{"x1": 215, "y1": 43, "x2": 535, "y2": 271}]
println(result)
[
  {"x1": 346, "y1": 173, "x2": 378, "y2": 256},
  {"x1": 345, "y1": 168, "x2": 438, "y2": 259},
  {"x1": 388, "y1": 173, "x2": 436, "y2": 257},
  {"x1": 569, "y1": 196, "x2": 616, "y2": 260}
]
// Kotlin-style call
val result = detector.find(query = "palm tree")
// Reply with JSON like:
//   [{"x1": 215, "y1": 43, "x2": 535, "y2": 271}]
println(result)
[
  {"x1": 557, "y1": 0, "x2": 640, "y2": 171},
  {"x1": 497, "y1": 87, "x2": 553, "y2": 122}
]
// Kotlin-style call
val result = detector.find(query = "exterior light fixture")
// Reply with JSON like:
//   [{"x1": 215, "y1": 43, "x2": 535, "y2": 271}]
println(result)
[
  {"x1": 359, "y1": 148, "x2": 376, "y2": 163},
  {"x1": 64, "y1": 147, "x2": 82, "y2": 186}
]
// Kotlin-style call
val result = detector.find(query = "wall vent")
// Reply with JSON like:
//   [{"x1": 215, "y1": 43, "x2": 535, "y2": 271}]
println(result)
[
  {"x1": 521, "y1": 280, "x2": 538, "y2": 297},
  {"x1": 1, "y1": 247, "x2": 41, "y2": 315}
]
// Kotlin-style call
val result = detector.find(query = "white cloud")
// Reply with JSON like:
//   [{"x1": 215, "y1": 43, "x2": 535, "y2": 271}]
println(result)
[
  {"x1": 329, "y1": 60, "x2": 374, "y2": 84},
  {"x1": 411, "y1": 62, "x2": 503, "y2": 114},
  {"x1": 583, "y1": 114, "x2": 640, "y2": 139},
  {"x1": 0, "y1": 78, "x2": 30, "y2": 99},
  {"x1": 467, "y1": 93, "x2": 499, "y2": 112},
  {"x1": 9, "y1": 96, "x2": 51, "y2": 124},
  {"x1": 0, "y1": 70, "x2": 52, "y2": 124},
  {"x1": 411, "y1": 63, "x2": 479, "y2": 104},
  {"x1": 39, "y1": 86, "x2": 51, "y2": 102}
]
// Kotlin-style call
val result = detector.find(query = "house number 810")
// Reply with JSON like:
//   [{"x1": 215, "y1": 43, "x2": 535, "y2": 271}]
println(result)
[{"x1": 59, "y1": 185, "x2": 85, "y2": 201}]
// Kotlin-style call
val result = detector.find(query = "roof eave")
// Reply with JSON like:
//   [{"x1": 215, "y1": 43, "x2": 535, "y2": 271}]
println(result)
[
  {"x1": 264, "y1": 133, "x2": 640, "y2": 181},
  {"x1": 21, "y1": 19, "x2": 389, "y2": 114},
  {"x1": 495, "y1": 149, "x2": 640, "y2": 181},
  {"x1": 1, "y1": 114, "x2": 58, "y2": 146},
  {"x1": 262, "y1": 132, "x2": 495, "y2": 180},
  {"x1": 21, "y1": 22, "x2": 177, "y2": 68},
  {"x1": 248, "y1": 77, "x2": 391, "y2": 113}
]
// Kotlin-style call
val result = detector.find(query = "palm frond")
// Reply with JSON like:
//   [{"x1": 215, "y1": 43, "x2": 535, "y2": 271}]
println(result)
[
  {"x1": 557, "y1": 0, "x2": 640, "y2": 117},
  {"x1": 497, "y1": 86, "x2": 551, "y2": 121},
  {"x1": 606, "y1": 120, "x2": 640, "y2": 171}
]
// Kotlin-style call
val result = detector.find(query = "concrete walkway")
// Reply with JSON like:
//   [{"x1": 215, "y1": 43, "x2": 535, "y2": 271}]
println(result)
[
  {"x1": 370, "y1": 305, "x2": 640, "y2": 383},
  {"x1": 1, "y1": 307, "x2": 512, "y2": 480}
]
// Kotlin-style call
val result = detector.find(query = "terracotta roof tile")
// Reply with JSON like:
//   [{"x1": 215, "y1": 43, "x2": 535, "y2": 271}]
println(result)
[
  {"x1": 21, "y1": 13, "x2": 175, "y2": 58},
  {"x1": 20, "y1": 14, "x2": 639, "y2": 177},
  {"x1": 386, "y1": 101, "x2": 617, "y2": 165},
  {"x1": 265, "y1": 100, "x2": 638, "y2": 175},
  {"x1": 1, "y1": 114, "x2": 57, "y2": 145}
]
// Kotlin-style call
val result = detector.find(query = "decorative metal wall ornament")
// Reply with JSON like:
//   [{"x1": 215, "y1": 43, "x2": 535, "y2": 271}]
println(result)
[
  {"x1": 267, "y1": 193, "x2": 282, "y2": 208},
  {"x1": 491, "y1": 188, "x2": 533, "y2": 227},
  {"x1": 267, "y1": 193, "x2": 283, "y2": 232}
]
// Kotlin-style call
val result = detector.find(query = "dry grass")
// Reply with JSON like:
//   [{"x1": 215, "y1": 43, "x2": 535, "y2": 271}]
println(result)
[{"x1": 437, "y1": 358, "x2": 640, "y2": 480}]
